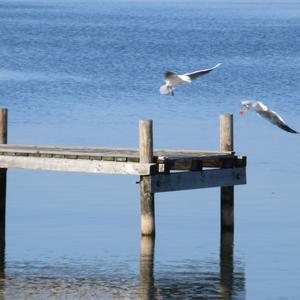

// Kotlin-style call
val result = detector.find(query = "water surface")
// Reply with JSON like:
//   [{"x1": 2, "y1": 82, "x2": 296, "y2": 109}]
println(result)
[{"x1": 0, "y1": 0, "x2": 300, "y2": 299}]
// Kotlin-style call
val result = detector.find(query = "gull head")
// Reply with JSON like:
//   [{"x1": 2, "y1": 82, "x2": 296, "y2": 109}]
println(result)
[
  {"x1": 240, "y1": 100, "x2": 268, "y2": 115},
  {"x1": 164, "y1": 71, "x2": 177, "y2": 79},
  {"x1": 239, "y1": 100, "x2": 253, "y2": 115}
]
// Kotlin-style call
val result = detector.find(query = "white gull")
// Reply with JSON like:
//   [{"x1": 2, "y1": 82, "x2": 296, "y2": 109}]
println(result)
[
  {"x1": 240, "y1": 100, "x2": 298, "y2": 134},
  {"x1": 160, "y1": 63, "x2": 221, "y2": 96}
]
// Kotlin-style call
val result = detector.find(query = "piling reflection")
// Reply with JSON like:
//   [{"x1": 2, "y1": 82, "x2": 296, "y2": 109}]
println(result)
[
  {"x1": 139, "y1": 232, "x2": 245, "y2": 299},
  {"x1": 0, "y1": 231, "x2": 245, "y2": 299},
  {"x1": 220, "y1": 231, "x2": 245, "y2": 300},
  {"x1": 220, "y1": 231, "x2": 234, "y2": 300},
  {"x1": 139, "y1": 236, "x2": 155, "y2": 300},
  {"x1": 0, "y1": 225, "x2": 5, "y2": 300}
]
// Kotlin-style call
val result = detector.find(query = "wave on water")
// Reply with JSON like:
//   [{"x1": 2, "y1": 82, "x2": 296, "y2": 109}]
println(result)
[{"x1": 0, "y1": 69, "x2": 88, "y2": 83}]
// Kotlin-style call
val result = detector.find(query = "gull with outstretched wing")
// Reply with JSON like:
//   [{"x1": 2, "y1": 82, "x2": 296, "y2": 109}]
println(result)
[
  {"x1": 240, "y1": 100, "x2": 298, "y2": 134},
  {"x1": 160, "y1": 63, "x2": 222, "y2": 96}
]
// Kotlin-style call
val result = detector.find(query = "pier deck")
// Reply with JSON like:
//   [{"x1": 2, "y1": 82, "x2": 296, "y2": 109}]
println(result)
[
  {"x1": 0, "y1": 109, "x2": 247, "y2": 236},
  {"x1": 0, "y1": 144, "x2": 246, "y2": 175}
]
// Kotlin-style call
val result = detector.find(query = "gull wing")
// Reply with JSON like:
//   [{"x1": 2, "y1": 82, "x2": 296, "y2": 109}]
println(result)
[
  {"x1": 183, "y1": 63, "x2": 222, "y2": 80},
  {"x1": 258, "y1": 110, "x2": 299, "y2": 134}
]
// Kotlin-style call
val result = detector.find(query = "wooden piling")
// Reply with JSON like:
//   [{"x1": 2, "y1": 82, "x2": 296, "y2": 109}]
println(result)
[
  {"x1": 0, "y1": 108, "x2": 7, "y2": 242},
  {"x1": 139, "y1": 120, "x2": 155, "y2": 236},
  {"x1": 220, "y1": 114, "x2": 234, "y2": 231}
]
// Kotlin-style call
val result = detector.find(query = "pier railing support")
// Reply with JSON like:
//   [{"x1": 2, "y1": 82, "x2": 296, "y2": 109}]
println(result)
[
  {"x1": 0, "y1": 108, "x2": 7, "y2": 244},
  {"x1": 139, "y1": 120, "x2": 155, "y2": 236},
  {"x1": 220, "y1": 114, "x2": 234, "y2": 231}
]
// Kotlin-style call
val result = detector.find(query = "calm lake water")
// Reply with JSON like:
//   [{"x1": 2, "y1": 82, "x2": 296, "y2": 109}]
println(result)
[{"x1": 0, "y1": 0, "x2": 300, "y2": 299}]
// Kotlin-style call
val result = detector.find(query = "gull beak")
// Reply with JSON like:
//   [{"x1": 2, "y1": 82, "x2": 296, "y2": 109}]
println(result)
[{"x1": 239, "y1": 106, "x2": 249, "y2": 116}]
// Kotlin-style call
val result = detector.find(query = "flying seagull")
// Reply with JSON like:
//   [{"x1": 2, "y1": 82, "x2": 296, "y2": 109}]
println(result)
[
  {"x1": 240, "y1": 100, "x2": 298, "y2": 134},
  {"x1": 160, "y1": 63, "x2": 221, "y2": 96}
]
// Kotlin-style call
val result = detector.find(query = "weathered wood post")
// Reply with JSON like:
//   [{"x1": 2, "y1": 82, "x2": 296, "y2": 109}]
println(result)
[
  {"x1": 0, "y1": 108, "x2": 7, "y2": 244},
  {"x1": 220, "y1": 114, "x2": 234, "y2": 231},
  {"x1": 139, "y1": 120, "x2": 155, "y2": 236}
]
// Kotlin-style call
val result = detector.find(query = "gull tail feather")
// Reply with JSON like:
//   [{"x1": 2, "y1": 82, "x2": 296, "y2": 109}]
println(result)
[{"x1": 160, "y1": 84, "x2": 169, "y2": 95}]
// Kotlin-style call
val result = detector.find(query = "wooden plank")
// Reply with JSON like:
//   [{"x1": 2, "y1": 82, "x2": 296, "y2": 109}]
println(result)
[
  {"x1": 171, "y1": 160, "x2": 203, "y2": 171},
  {"x1": 0, "y1": 149, "x2": 137, "y2": 161},
  {"x1": 0, "y1": 144, "x2": 233, "y2": 157},
  {"x1": 156, "y1": 149, "x2": 234, "y2": 156},
  {"x1": 157, "y1": 154, "x2": 233, "y2": 163},
  {"x1": 0, "y1": 144, "x2": 241, "y2": 171},
  {"x1": 145, "y1": 168, "x2": 246, "y2": 193},
  {"x1": 0, "y1": 155, "x2": 155, "y2": 175},
  {"x1": 0, "y1": 145, "x2": 139, "y2": 158},
  {"x1": 202, "y1": 156, "x2": 246, "y2": 168},
  {"x1": 158, "y1": 155, "x2": 246, "y2": 170},
  {"x1": 0, "y1": 144, "x2": 139, "y2": 153},
  {"x1": 0, "y1": 150, "x2": 233, "y2": 162},
  {"x1": 0, "y1": 149, "x2": 244, "y2": 170},
  {"x1": 0, "y1": 145, "x2": 245, "y2": 173},
  {"x1": 0, "y1": 147, "x2": 131, "y2": 157}
]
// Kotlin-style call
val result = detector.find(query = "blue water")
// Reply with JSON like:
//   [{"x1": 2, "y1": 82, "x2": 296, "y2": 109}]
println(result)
[{"x1": 0, "y1": 0, "x2": 300, "y2": 299}]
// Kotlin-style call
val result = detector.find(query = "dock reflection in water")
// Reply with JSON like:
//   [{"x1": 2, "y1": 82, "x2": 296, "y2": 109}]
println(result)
[
  {"x1": 140, "y1": 232, "x2": 245, "y2": 300},
  {"x1": 139, "y1": 236, "x2": 155, "y2": 300},
  {"x1": 0, "y1": 225, "x2": 4, "y2": 300},
  {"x1": 0, "y1": 232, "x2": 245, "y2": 299},
  {"x1": 220, "y1": 231, "x2": 235, "y2": 300}
]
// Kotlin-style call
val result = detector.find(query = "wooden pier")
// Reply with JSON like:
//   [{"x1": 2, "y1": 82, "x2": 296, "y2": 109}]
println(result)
[{"x1": 0, "y1": 108, "x2": 246, "y2": 237}]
